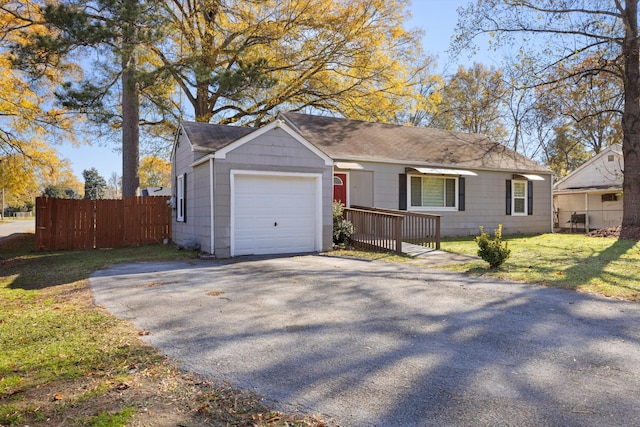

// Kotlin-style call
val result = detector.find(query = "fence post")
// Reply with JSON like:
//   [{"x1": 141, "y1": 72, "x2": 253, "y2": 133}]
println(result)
[{"x1": 395, "y1": 216, "x2": 403, "y2": 254}]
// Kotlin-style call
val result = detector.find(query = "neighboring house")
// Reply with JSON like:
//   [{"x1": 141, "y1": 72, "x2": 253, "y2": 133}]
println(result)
[
  {"x1": 171, "y1": 112, "x2": 553, "y2": 257},
  {"x1": 142, "y1": 186, "x2": 171, "y2": 196},
  {"x1": 554, "y1": 143, "x2": 623, "y2": 231}
]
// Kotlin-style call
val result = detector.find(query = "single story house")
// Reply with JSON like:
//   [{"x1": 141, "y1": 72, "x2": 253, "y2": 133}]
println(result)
[
  {"x1": 554, "y1": 143, "x2": 623, "y2": 231},
  {"x1": 171, "y1": 112, "x2": 553, "y2": 257}
]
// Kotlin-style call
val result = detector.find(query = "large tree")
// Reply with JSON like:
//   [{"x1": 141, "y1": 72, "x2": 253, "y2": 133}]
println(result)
[
  {"x1": 455, "y1": 0, "x2": 640, "y2": 239},
  {"x1": 0, "y1": 1, "x2": 76, "y2": 207},
  {"x1": 430, "y1": 63, "x2": 508, "y2": 142},
  {"x1": 139, "y1": 155, "x2": 170, "y2": 188},
  {"x1": 548, "y1": 59, "x2": 623, "y2": 154},
  {"x1": 155, "y1": 0, "x2": 426, "y2": 126},
  {"x1": 16, "y1": 0, "x2": 176, "y2": 197},
  {"x1": 543, "y1": 125, "x2": 592, "y2": 178},
  {"x1": 82, "y1": 167, "x2": 107, "y2": 200}
]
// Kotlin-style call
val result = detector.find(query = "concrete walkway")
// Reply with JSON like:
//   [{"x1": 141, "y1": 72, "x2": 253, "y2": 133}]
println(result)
[{"x1": 401, "y1": 241, "x2": 480, "y2": 265}]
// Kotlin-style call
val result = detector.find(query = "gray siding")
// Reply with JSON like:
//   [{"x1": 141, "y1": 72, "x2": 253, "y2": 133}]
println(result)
[
  {"x1": 350, "y1": 161, "x2": 553, "y2": 236},
  {"x1": 213, "y1": 128, "x2": 332, "y2": 257},
  {"x1": 347, "y1": 170, "x2": 374, "y2": 207},
  {"x1": 171, "y1": 134, "x2": 215, "y2": 253},
  {"x1": 191, "y1": 163, "x2": 213, "y2": 253},
  {"x1": 171, "y1": 132, "x2": 199, "y2": 249}
]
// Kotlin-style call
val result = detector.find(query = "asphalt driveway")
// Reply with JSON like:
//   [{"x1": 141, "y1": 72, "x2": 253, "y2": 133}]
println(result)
[{"x1": 90, "y1": 255, "x2": 640, "y2": 426}]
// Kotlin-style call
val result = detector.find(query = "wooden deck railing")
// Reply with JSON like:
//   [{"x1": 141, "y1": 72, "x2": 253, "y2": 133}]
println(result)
[
  {"x1": 344, "y1": 206, "x2": 441, "y2": 253},
  {"x1": 344, "y1": 208, "x2": 404, "y2": 253}
]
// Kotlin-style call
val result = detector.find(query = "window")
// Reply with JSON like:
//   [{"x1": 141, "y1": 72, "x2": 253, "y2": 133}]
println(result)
[
  {"x1": 602, "y1": 193, "x2": 618, "y2": 202},
  {"x1": 410, "y1": 175, "x2": 457, "y2": 209},
  {"x1": 176, "y1": 173, "x2": 185, "y2": 222},
  {"x1": 512, "y1": 180, "x2": 527, "y2": 215}
]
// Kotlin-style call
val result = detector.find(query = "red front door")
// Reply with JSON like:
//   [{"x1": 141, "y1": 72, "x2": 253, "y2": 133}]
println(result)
[{"x1": 333, "y1": 173, "x2": 347, "y2": 205}]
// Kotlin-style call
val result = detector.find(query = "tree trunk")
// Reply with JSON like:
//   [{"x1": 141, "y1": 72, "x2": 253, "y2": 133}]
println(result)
[
  {"x1": 121, "y1": 51, "x2": 140, "y2": 198},
  {"x1": 620, "y1": 0, "x2": 640, "y2": 239}
]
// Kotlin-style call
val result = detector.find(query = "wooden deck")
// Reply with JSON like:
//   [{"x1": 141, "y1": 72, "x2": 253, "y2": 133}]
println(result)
[{"x1": 344, "y1": 207, "x2": 440, "y2": 254}]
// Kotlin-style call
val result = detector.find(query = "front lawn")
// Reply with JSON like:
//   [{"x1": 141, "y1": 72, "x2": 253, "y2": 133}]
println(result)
[
  {"x1": 440, "y1": 233, "x2": 640, "y2": 300},
  {"x1": 0, "y1": 233, "x2": 326, "y2": 426}
]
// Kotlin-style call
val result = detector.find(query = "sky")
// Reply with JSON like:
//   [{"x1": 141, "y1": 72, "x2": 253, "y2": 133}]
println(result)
[{"x1": 56, "y1": 0, "x2": 487, "y2": 182}]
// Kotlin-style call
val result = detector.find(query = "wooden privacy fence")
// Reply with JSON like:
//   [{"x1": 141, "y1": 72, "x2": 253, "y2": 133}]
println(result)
[
  {"x1": 344, "y1": 206, "x2": 441, "y2": 254},
  {"x1": 35, "y1": 196, "x2": 171, "y2": 251}
]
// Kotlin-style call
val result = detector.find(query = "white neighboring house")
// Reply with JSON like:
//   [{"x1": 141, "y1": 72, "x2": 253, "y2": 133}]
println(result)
[{"x1": 554, "y1": 143, "x2": 623, "y2": 231}]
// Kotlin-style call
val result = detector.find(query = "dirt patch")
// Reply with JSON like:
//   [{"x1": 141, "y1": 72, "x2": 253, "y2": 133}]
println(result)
[
  {"x1": 587, "y1": 226, "x2": 640, "y2": 240},
  {"x1": 7, "y1": 356, "x2": 329, "y2": 426},
  {"x1": 587, "y1": 226, "x2": 621, "y2": 238}
]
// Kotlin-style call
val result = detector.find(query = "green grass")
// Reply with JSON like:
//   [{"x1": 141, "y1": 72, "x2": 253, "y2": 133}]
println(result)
[
  {"x1": 83, "y1": 407, "x2": 136, "y2": 427},
  {"x1": 0, "y1": 235, "x2": 196, "y2": 423},
  {"x1": 0, "y1": 233, "x2": 326, "y2": 427},
  {"x1": 439, "y1": 233, "x2": 640, "y2": 300}
]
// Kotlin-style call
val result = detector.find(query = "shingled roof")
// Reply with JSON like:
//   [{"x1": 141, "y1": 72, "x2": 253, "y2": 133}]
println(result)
[
  {"x1": 280, "y1": 112, "x2": 548, "y2": 173},
  {"x1": 180, "y1": 120, "x2": 254, "y2": 151},
  {"x1": 180, "y1": 113, "x2": 549, "y2": 173}
]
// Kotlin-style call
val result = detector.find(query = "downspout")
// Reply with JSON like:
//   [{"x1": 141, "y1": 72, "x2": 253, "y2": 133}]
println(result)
[
  {"x1": 550, "y1": 176, "x2": 555, "y2": 233},
  {"x1": 209, "y1": 158, "x2": 215, "y2": 255}
]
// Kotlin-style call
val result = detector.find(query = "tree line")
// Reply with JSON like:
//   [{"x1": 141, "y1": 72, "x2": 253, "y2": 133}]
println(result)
[{"x1": 1, "y1": 0, "x2": 639, "y2": 237}]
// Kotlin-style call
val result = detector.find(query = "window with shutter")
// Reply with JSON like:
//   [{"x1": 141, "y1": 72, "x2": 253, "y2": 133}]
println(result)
[
  {"x1": 408, "y1": 175, "x2": 461, "y2": 211},
  {"x1": 510, "y1": 179, "x2": 528, "y2": 216},
  {"x1": 176, "y1": 173, "x2": 186, "y2": 222}
]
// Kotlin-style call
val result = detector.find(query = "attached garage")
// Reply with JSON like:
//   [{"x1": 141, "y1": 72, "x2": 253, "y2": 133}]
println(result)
[
  {"x1": 231, "y1": 171, "x2": 323, "y2": 256},
  {"x1": 171, "y1": 118, "x2": 333, "y2": 258}
]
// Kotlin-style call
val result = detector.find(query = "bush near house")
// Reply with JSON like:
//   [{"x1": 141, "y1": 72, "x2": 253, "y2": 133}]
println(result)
[
  {"x1": 475, "y1": 224, "x2": 511, "y2": 268},
  {"x1": 333, "y1": 201, "x2": 354, "y2": 245}
]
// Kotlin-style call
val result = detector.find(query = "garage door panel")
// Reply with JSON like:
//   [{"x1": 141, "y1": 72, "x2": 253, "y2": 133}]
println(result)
[{"x1": 233, "y1": 174, "x2": 319, "y2": 256}]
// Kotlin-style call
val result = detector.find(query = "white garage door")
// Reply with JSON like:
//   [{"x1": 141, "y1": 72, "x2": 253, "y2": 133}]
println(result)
[{"x1": 232, "y1": 173, "x2": 320, "y2": 256}]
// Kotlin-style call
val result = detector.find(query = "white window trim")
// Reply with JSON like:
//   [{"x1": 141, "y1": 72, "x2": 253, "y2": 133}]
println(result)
[
  {"x1": 512, "y1": 179, "x2": 528, "y2": 216},
  {"x1": 408, "y1": 174, "x2": 459, "y2": 212},
  {"x1": 176, "y1": 173, "x2": 185, "y2": 222}
]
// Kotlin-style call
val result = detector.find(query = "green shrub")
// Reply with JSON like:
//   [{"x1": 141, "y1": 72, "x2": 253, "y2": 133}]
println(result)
[
  {"x1": 475, "y1": 224, "x2": 511, "y2": 268},
  {"x1": 333, "y1": 201, "x2": 354, "y2": 245}
]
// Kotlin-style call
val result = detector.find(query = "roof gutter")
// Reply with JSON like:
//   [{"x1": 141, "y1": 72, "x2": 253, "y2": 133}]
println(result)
[{"x1": 332, "y1": 155, "x2": 551, "y2": 176}]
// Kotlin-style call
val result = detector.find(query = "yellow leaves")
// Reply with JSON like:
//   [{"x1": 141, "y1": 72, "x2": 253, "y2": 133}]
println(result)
[
  {"x1": 139, "y1": 155, "x2": 171, "y2": 189},
  {"x1": 163, "y1": 0, "x2": 421, "y2": 124},
  {"x1": 0, "y1": 1, "x2": 79, "y2": 207}
]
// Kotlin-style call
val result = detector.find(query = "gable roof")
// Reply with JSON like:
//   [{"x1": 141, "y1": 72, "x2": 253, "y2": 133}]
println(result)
[
  {"x1": 180, "y1": 121, "x2": 255, "y2": 151},
  {"x1": 280, "y1": 112, "x2": 549, "y2": 173},
  {"x1": 554, "y1": 143, "x2": 623, "y2": 191}
]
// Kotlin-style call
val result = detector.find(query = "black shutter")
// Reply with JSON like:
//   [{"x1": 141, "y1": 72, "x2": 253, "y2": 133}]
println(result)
[
  {"x1": 183, "y1": 173, "x2": 187, "y2": 222},
  {"x1": 505, "y1": 179, "x2": 512, "y2": 215},
  {"x1": 527, "y1": 180, "x2": 533, "y2": 215},
  {"x1": 399, "y1": 173, "x2": 407, "y2": 210},
  {"x1": 458, "y1": 177, "x2": 465, "y2": 211}
]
